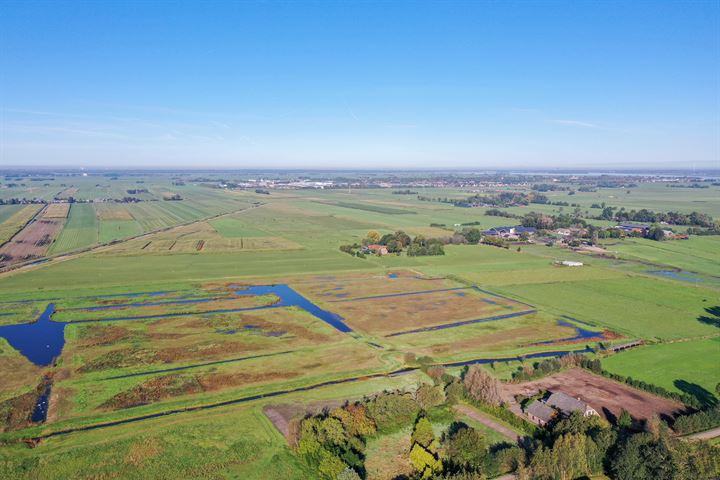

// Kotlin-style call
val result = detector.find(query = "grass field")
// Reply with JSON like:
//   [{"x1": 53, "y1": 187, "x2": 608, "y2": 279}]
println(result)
[
  {"x1": 209, "y1": 217, "x2": 269, "y2": 237},
  {"x1": 601, "y1": 338, "x2": 720, "y2": 405},
  {"x1": 497, "y1": 276, "x2": 718, "y2": 340},
  {"x1": 604, "y1": 236, "x2": 720, "y2": 278},
  {"x1": 49, "y1": 204, "x2": 98, "y2": 254}
]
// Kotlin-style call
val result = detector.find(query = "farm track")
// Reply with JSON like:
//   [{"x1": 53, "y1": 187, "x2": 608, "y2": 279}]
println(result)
[
  {"x1": 0, "y1": 202, "x2": 267, "y2": 277},
  {"x1": 686, "y1": 426, "x2": 720, "y2": 441},
  {"x1": 453, "y1": 404, "x2": 521, "y2": 442}
]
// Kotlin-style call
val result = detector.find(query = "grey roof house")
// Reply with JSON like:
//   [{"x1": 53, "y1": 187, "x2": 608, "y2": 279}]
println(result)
[
  {"x1": 545, "y1": 392, "x2": 598, "y2": 417},
  {"x1": 526, "y1": 400, "x2": 556, "y2": 426}
]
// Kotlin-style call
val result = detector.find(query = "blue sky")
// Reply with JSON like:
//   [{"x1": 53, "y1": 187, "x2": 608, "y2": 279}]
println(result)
[{"x1": 1, "y1": 1, "x2": 718, "y2": 169}]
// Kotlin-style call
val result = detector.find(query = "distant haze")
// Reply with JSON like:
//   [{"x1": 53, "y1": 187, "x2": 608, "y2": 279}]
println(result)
[{"x1": 1, "y1": 2, "x2": 718, "y2": 169}]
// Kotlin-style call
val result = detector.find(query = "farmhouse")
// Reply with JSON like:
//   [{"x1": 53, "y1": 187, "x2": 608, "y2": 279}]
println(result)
[
  {"x1": 526, "y1": 400, "x2": 556, "y2": 426},
  {"x1": 364, "y1": 244, "x2": 389, "y2": 256},
  {"x1": 545, "y1": 391, "x2": 599, "y2": 417},
  {"x1": 483, "y1": 226, "x2": 536, "y2": 239},
  {"x1": 616, "y1": 223, "x2": 649, "y2": 234}
]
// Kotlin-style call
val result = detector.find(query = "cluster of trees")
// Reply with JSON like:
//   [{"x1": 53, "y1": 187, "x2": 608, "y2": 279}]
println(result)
[
  {"x1": 0, "y1": 197, "x2": 48, "y2": 205},
  {"x1": 338, "y1": 243, "x2": 365, "y2": 258},
  {"x1": 363, "y1": 230, "x2": 446, "y2": 256},
  {"x1": 668, "y1": 184, "x2": 710, "y2": 189},
  {"x1": 532, "y1": 184, "x2": 570, "y2": 192},
  {"x1": 521, "y1": 212, "x2": 588, "y2": 230},
  {"x1": 465, "y1": 192, "x2": 535, "y2": 207},
  {"x1": 295, "y1": 364, "x2": 530, "y2": 480},
  {"x1": 162, "y1": 194, "x2": 183, "y2": 201},
  {"x1": 407, "y1": 238, "x2": 445, "y2": 257},
  {"x1": 125, "y1": 188, "x2": 148, "y2": 194},
  {"x1": 392, "y1": 189, "x2": 418, "y2": 195},
  {"x1": 296, "y1": 403, "x2": 377, "y2": 479},
  {"x1": 524, "y1": 410, "x2": 718, "y2": 480},
  {"x1": 295, "y1": 389, "x2": 431, "y2": 479},
  {"x1": 481, "y1": 236, "x2": 509, "y2": 249},
  {"x1": 673, "y1": 400, "x2": 720, "y2": 435},
  {"x1": 529, "y1": 194, "x2": 582, "y2": 207},
  {"x1": 614, "y1": 209, "x2": 716, "y2": 228},
  {"x1": 116, "y1": 196, "x2": 142, "y2": 203},
  {"x1": 484, "y1": 209, "x2": 518, "y2": 219},
  {"x1": 510, "y1": 354, "x2": 592, "y2": 382},
  {"x1": 298, "y1": 356, "x2": 720, "y2": 480},
  {"x1": 363, "y1": 230, "x2": 411, "y2": 252}
]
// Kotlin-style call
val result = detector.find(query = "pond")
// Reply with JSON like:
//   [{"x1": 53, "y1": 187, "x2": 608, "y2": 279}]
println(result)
[
  {"x1": 646, "y1": 269, "x2": 705, "y2": 283},
  {"x1": 0, "y1": 304, "x2": 63, "y2": 366},
  {"x1": 530, "y1": 319, "x2": 605, "y2": 346},
  {"x1": 0, "y1": 285, "x2": 352, "y2": 366}
]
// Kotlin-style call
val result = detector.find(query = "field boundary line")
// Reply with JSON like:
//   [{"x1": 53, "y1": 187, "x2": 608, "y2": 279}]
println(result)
[
  {"x1": 0, "y1": 204, "x2": 48, "y2": 250},
  {"x1": 0, "y1": 202, "x2": 268, "y2": 277}
]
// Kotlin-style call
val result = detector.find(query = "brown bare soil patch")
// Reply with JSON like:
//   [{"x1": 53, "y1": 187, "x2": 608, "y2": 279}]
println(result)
[
  {"x1": 0, "y1": 218, "x2": 64, "y2": 267},
  {"x1": 502, "y1": 368, "x2": 686, "y2": 423}
]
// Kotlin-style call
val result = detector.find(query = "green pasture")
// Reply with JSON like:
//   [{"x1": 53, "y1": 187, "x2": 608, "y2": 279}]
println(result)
[
  {"x1": 601, "y1": 338, "x2": 720, "y2": 405},
  {"x1": 604, "y1": 236, "x2": 720, "y2": 279},
  {"x1": 49, "y1": 204, "x2": 98, "y2": 254},
  {"x1": 497, "y1": 276, "x2": 719, "y2": 340},
  {"x1": 209, "y1": 217, "x2": 269, "y2": 237},
  {"x1": 98, "y1": 220, "x2": 143, "y2": 243}
]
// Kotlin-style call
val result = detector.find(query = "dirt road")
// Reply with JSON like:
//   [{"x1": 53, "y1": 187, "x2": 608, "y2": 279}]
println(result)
[
  {"x1": 687, "y1": 426, "x2": 720, "y2": 441},
  {"x1": 453, "y1": 404, "x2": 521, "y2": 442}
]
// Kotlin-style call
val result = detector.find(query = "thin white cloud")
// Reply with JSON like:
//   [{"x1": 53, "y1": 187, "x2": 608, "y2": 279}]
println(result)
[{"x1": 554, "y1": 119, "x2": 598, "y2": 128}]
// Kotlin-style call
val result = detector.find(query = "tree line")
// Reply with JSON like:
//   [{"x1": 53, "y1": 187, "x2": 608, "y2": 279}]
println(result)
[{"x1": 294, "y1": 360, "x2": 719, "y2": 479}]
